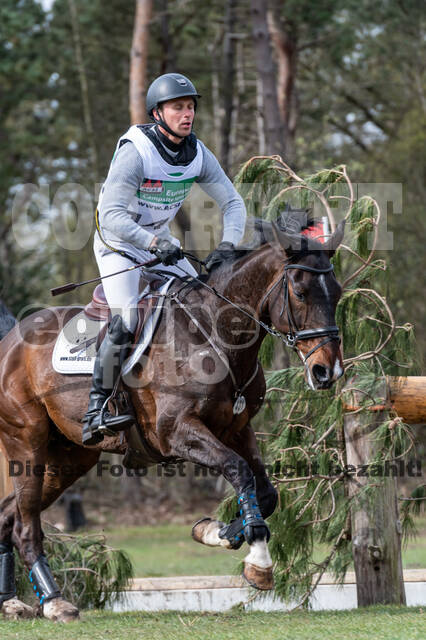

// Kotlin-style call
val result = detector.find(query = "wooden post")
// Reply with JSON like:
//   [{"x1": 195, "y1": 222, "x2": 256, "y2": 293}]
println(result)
[
  {"x1": 343, "y1": 382, "x2": 406, "y2": 606},
  {"x1": 0, "y1": 449, "x2": 13, "y2": 500}
]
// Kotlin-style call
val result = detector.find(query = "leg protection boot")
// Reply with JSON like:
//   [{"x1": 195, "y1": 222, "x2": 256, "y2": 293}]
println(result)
[{"x1": 82, "y1": 315, "x2": 135, "y2": 445}]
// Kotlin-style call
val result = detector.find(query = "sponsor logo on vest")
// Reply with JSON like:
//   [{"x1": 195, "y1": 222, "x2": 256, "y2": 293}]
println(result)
[
  {"x1": 136, "y1": 176, "x2": 197, "y2": 205},
  {"x1": 139, "y1": 179, "x2": 163, "y2": 194}
]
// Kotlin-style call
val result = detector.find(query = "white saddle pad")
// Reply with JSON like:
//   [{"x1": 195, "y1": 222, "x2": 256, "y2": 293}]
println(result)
[{"x1": 52, "y1": 278, "x2": 174, "y2": 375}]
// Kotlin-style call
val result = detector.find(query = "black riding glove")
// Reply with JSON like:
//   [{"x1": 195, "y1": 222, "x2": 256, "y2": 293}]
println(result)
[
  {"x1": 149, "y1": 238, "x2": 183, "y2": 266},
  {"x1": 205, "y1": 241, "x2": 234, "y2": 272}
]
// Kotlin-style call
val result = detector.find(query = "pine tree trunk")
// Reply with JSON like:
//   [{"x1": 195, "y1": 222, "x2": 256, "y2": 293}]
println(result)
[
  {"x1": 220, "y1": 0, "x2": 237, "y2": 174},
  {"x1": 344, "y1": 385, "x2": 406, "y2": 606},
  {"x1": 130, "y1": 0, "x2": 153, "y2": 125},
  {"x1": 159, "y1": 0, "x2": 175, "y2": 73},
  {"x1": 250, "y1": 0, "x2": 286, "y2": 158},
  {"x1": 267, "y1": 7, "x2": 296, "y2": 161},
  {"x1": 68, "y1": 0, "x2": 99, "y2": 176}
]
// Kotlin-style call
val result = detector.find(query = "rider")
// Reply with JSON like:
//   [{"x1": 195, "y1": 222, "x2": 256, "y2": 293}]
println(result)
[{"x1": 82, "y1": 72, "x2": 247, "y2": 445}]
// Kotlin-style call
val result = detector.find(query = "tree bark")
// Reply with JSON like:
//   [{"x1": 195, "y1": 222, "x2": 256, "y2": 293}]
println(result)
[
  {"x1": 159, "y1": 0, "x2": 175, "y2": 74},
  {"x1": 267, "y1": 7, "x2": 297, "y2": 158},
  {"x1": 130, "y1": 0, "x2": 153, "y2": 125},
  {"x1": 220, "y1": 0, "x2": 237, "y2": 174},
  {"x1": 250, "y1": 0, "x2": 286, "y2": 158},
  {"x1": 344, "y1": 384, "x2": 406, "y2": 607},
  {"x1": 68, "y1": 0, "x2": 99, "y2": 176},
  {"x1": 208, "y1": 28, "x2": 224, "y2": 151},
  {"x1": 255, "y1": 75, "x2": 266, "y2": 154}
]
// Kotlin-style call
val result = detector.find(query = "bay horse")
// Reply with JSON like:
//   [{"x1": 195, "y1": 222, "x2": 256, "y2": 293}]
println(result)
[{"x1": 0, "y1": 217, "x2": 344, "y2": 621}]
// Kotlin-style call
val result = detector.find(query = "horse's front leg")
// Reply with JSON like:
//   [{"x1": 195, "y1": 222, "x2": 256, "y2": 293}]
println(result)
[
  {"x1": 229, "y1": 422, "x2": 278, "y2": 520},
  {"x1": 158, "y1": 413, "x2": 273, "y2": 590}
]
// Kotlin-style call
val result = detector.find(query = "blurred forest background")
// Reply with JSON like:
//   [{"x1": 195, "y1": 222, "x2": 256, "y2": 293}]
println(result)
[{"x1": 0, "y1": 0, "x2": 424, "y2": 526}]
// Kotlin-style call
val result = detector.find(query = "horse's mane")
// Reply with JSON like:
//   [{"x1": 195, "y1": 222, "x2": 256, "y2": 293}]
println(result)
[
  {"x1": 184, "y1": 204, "x2": 323, "y2": 290},
  {"x1": 227, "y1": 203, "x2": 318, "y2": 264}
]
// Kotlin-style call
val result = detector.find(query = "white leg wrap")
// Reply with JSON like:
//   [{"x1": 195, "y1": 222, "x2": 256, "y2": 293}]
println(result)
[{"x1": 244, "y1": 539, "x2": 273, "y2": 569}]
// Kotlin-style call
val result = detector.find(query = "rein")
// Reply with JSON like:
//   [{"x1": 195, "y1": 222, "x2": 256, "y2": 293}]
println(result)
[{"x1": 153, "y1": 260, "x2": 340, "y2": 363}]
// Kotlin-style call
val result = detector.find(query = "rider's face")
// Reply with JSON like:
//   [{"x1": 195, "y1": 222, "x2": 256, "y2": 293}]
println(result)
[{"x1": 155, "y1": 97, "x2": 195, "y2": 141}]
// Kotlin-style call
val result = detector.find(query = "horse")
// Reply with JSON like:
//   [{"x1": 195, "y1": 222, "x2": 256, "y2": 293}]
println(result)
[{"x1": 0, "y1": 217, "x2": 345, "y2": 621}]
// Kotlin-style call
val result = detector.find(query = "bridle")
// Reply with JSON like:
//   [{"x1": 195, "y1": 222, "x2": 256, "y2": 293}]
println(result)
[{"x1": 259, "y1": 262, "x2": 340, "y2": 363}]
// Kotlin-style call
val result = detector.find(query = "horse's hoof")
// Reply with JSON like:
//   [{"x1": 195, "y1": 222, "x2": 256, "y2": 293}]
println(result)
[
  {"x1": 192, "y1": 517, "x2": 212, "y2": 543},
  {"x1": 242, "y1": 562, "x2": 274, "y2": 590},
  {"x1": 1, "y1": 597, "x2": 35, "y2": 619},
  {"x1": 42, "y1": 597, "x2": 79, "y2": 622},
  {"x1": 191, "y1": 517, "x2": 231, "y2": 548}
]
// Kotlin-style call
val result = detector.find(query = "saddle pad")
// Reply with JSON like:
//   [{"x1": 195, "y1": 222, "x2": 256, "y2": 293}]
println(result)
[
  {"x1": 51, "y1": 312, "x2": 106, "y2": 374},
  {"x1": 52, "y1": 278, "x2": 175, "y2": 375}
]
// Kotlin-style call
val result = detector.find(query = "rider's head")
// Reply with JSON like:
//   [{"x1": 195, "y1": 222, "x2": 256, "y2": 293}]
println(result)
[{"x1": 146, "y1": 73, "x2": 201, "y2": 141}]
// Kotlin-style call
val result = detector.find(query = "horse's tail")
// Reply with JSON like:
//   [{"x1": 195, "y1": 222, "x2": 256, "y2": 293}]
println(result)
[{"x1": 0, "y1": 299, "x2": 16, "y2": 340}]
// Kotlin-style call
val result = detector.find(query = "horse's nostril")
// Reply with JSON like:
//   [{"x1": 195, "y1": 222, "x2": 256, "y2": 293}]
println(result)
[{"x1": 312, "y1": 364, "x2": 330, "y2": 383}]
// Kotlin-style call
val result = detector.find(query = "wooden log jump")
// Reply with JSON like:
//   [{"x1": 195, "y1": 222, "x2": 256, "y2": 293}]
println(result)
[
  {"x1": 344, "y1": 376, "x2": 426, "y2": 424},
  {"x1": 388, "y1": 376, "x2": 426, "y2": 424}
]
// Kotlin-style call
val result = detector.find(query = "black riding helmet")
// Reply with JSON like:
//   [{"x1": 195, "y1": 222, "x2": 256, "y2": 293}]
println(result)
[{"x1": 146, "y1": 73, "x2": 201, "y2": 138}]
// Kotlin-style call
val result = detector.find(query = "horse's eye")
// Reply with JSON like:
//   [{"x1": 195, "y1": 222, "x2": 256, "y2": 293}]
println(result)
[{"x1": 294, "y1": 291, "x2": 305, "y2": 302}]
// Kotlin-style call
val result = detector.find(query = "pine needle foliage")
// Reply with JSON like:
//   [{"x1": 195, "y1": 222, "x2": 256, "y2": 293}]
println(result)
[
  {"x1": 15, "y1": 523, "x2": 133, "y2": 609},
  {"x1": 222, "y1": 157, "x2": 422, "y2": 607}
]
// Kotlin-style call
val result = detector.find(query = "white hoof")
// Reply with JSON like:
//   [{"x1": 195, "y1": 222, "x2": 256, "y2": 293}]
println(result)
[
  {"x1": 1, "y1": 597, "x2": 35, "y2": 620},
  {"x1": 42, "y1": 597, "x2": 79, "y2": 622},
  {"x1": 192, "y1": 518, "x2": 232, "y2": 548}
]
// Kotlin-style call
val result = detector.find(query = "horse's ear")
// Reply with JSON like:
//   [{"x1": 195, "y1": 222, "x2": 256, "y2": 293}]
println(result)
[
  {"x1": 270, "y1": 221, "x2": 303, "y2": 254},
  {"x1": 323, "y1": 219, "x2": 346, "y2": 256}
]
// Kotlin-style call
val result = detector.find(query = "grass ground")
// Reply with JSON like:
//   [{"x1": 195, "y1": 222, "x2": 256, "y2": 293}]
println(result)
[
  {"x1": 100, "y1": 517, "x2": 426, "y2": 577},
  {"x1": 0, "y1": 607, "x2": 424, "y2": 640}
]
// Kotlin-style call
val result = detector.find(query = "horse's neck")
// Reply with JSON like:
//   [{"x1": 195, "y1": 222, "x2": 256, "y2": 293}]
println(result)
[
  {"x1": 207, "y1": 245, "x2": 279, "y2": 360},
  {"x1": 211, "y1": 244, "x2": 279, "y2": 313}
]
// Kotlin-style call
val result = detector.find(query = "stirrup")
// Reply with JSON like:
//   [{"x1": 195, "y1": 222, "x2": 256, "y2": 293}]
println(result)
[{"x1": 82, "y1": 399, "x2": 118, "y2": 444}]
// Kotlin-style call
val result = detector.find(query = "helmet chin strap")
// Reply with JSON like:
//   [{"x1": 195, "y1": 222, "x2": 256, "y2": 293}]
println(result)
[{"x1": 152, "y1": 109, "x2": 192, "y2": 140}]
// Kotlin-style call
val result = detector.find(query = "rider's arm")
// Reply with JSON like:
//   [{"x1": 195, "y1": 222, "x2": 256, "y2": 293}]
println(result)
[
  {"x1": 97, "y1": 142, "x2": 156, "y2": 250},
  {"x1": 196, "y1": 142, "x2": 247, "y2": 246}
]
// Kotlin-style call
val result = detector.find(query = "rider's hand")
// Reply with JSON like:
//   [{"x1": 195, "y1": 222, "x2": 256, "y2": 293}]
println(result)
[
  {"x1": 149, "y1": 238, "x2": 183, "y2": 266},
  {"x1": 204, "y1": 241, "x2": 234, "y2": 272}
]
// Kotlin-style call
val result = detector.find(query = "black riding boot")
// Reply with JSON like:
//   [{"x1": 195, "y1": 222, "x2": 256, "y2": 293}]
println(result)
[{"x1": 82, "y1": 315, "x2": 135, "y2": 445}]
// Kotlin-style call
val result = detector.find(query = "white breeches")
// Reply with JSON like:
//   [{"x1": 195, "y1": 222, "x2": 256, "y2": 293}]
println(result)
[{"x1": 94, "y1": 237, "x2": 197, "y2": 332}]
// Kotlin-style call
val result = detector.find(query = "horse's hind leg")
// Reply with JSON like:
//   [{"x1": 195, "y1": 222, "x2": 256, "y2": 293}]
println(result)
[
  {"x1": 0, "y1": 409, "x2": 50, "y2": 619},
  {"x1": 34, "y1": 440, "x2": 100, "y2": 622},
  {"x1": 158, "y1": 413, "x2": 274, "y2": 590},
  {"x1": 0, "y1": 492, "x2": 35, "y2": 619},
  {"x1": 1, "y1": 429, "x2": 99, "y2": 622}
]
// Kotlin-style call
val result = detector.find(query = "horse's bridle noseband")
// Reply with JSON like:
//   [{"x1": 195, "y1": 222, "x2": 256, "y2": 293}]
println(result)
[{"x1": 261, "y1": 263, "x2": 341, "y2": 363}]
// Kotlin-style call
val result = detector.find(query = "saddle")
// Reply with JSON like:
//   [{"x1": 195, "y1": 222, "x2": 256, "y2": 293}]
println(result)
[
  {"x1": 83, "y1": 281, "x2": 160, "y2": 347},
  {"x1": 52, "y1": 277, "x2": 174, "y2": 376}
]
